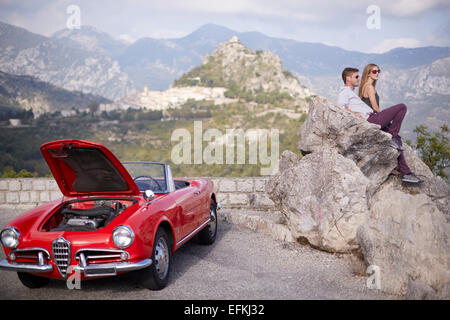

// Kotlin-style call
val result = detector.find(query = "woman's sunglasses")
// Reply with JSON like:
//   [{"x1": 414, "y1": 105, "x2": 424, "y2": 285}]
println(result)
[{"x1": 371, "y1": 69, "x2": 381, "y2": 74}]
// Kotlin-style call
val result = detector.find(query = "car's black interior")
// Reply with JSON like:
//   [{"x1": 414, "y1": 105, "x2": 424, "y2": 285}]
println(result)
[
  {"x1": 134, "y1": 177, "x2": 166, "y2": 193},
  {"x1": 174, "y1": 180, "x2": 190, "y2": 190},
  {"x1": 133, "y1": 176, "x2": 191, "y2": 193}
]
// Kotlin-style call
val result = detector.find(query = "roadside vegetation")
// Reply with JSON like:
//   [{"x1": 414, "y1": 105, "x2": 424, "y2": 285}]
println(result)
[{"x1": 0, "y1": 100, "x2": 306, "y2": 178}]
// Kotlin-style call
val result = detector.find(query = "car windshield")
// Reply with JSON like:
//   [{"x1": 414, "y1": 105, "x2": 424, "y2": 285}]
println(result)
[{"x1": 122, "y1": 162, "x2": 167, "y2": 193}]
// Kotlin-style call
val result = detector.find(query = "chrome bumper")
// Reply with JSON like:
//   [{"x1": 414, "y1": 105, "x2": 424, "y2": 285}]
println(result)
[
  {"x1": 73, "y1": 258, "x2": 152, "y2": 277},
  {"x1": 0, "y1": 258, "x2": 151, "y2": 277},
  {"x1": 0, "y1": 259, "x2": 53, "y2": 273}
]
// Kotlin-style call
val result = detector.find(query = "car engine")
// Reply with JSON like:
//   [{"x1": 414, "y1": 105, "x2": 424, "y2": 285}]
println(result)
[{"x1": 50, "y1": 200, "x2": 127, "y2": 231}]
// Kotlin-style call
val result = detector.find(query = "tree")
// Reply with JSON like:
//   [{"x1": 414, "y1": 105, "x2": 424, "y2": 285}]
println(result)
[
  {"x1": 1, "y1": 166, "x2": 36, "y2": 178},
  {"x1": 407, "y1": 125, "x2": 449, "y2": 179},
  {"x1": 16, "y1": 169, "x2": 36, "y2": 178},
  {"x1": 87, "y1": 101, "x2": 99, "y2": 114},
  {"x1": 1, "y1": 166, "x2": 16, "y2": 178}
]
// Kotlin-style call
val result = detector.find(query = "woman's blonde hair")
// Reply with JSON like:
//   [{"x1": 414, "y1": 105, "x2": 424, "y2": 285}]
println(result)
[{"x1": 358, "y1": 63, "x2": 379, "y2": 98}]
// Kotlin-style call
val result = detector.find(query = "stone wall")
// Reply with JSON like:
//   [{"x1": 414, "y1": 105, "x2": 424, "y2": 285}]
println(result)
[
  {"x1": 0, "y1": 178, "x2": 63, "y2": 208},
  {"x1": 209, "y1": 177, "x2": 274, "y2": 209},
  {"x1": 0, "y1": 177, "x2": 275, "y2": 210}
]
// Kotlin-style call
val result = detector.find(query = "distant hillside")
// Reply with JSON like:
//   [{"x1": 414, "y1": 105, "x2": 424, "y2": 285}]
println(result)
[
  {"x1": 102, "y1": 37, "x2": 314, "y2": 114},
  {"x1": 0, "y1": 71, "x2": 111, "y2": 114},
  {"x1": 298, "y1": 56, "x2": 450, "y2": 138},
  {"x1": 1, "y1": 21, "x2": 448, "y2": 138},
  {"x1": 173, "y1": 36, "x2": 313, "y2": 103},
  {"x1": 0, "y1": 22, "x2": 134, "y2": 100},
  {"x1": 46, "y1": 22, "x2": 450, "y2": 91},
  {"x1": 52, "y1": 25, "x2": 128, "y2": 58},
  {"x1": 0, "y1": 38, "x2": 311, "y2": 177}
]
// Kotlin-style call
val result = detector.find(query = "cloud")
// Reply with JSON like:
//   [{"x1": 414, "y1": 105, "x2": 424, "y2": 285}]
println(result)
[
  {"x1": 0, "y1": 0, "x2": 448, "y2": 52},
  {"x1": 376, "y1": 0, "x2": 450, "y2": 17},
  {"x1": 370, "y1": 38, "x2": 422, "y2": 53},
  {"x1": 144, "y1": 29, "x2": 189, "y2": 39},
  {"x1": 151, "y1": 0, "x2": 450, "y2": 20},
  {"x1": 0, "y1": 0, "x2": 70, "y2": 36},
  {"x1": 143, "y1": 0, "x2": 323, "y2": 22},
  {"x1": 117, "y1": 34, "x2": 136, "y2": 44}
]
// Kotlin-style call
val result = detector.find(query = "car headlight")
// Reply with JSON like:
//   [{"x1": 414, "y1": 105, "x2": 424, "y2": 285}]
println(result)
[
  {"x1": 112, "y1": 225, "x2": 134, "y2": 249},
  {"x1": 1, "y1": 227, "x2": 20, "y2": 249}
]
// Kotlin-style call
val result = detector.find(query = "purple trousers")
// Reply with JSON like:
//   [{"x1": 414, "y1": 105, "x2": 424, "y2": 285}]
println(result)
[{"x1": 367, "y1": 103, "x2": 411, "y2": 175}]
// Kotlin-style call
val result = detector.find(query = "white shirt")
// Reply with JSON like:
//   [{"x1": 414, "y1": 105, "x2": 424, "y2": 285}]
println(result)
[{"x1": 337, "y1": 86, "x2": 373, "y2": 119}]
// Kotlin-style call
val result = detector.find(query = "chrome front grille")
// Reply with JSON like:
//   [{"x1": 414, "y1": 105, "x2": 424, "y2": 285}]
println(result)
[
  {"x1": 51, "y1": 237, "x2": 71, "y2": 278},
  {"x1": 75, "y1": 249, "x2": 129, "y2": 265},
  {"x1": 11, "y1": 248, "x2": 50, "y2": 264}
]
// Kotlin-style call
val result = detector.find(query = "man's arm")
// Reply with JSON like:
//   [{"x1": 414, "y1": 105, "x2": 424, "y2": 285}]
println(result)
[
  {"x1": 343, "y1": 107, "x2": 365, "y2": 119},
  {"x1": 338, "y1": 89, "x2": 365, "y2": 119},
  {"x1": 337, "y1": 90, "x2": 348, "y2": 108}
]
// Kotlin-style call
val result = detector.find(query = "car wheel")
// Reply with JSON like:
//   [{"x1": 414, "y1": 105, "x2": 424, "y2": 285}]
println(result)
[
  {"x1": 198, "y1": 198, "x2": 218, "y2": 245},
  {"x1": 138, "y1": 228, "x2": 171, "y2": 290},
  {"x1": 17, "y1": 272, "x2": 50, "y2": 289}
]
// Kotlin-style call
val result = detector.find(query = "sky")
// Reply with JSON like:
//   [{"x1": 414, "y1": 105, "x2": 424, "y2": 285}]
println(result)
[{"x1": 0, "y1": 0, "x2": 449, "y2": 53}]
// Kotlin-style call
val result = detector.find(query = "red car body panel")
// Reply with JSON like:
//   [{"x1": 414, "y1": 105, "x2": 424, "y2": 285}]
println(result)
[{"x1": 0, "y1": 140, "x2": 215, "y2": 281}]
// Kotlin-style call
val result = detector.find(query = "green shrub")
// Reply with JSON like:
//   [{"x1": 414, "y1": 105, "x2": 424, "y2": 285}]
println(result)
[{"x1": 407, "y1": 125, "x2": 449, "y2": 179}]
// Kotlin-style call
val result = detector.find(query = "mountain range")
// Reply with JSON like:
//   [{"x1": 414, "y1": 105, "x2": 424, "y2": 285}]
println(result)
[
  {"x1": 51, "y1": 23, "x2": 450, "y2": 91},
  {"x1": 0, "y1": 22, "x2": 134, "y2": 100},
  {"x1": 0, "y1": 70, "x2": 111, "y2": 114},
  {"x1": 0, "y1": 21, "x2": 448, "y2": 136}
]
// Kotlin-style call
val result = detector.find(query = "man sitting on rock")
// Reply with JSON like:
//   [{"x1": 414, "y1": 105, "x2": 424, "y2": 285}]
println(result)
[{"x1": 337, "y1": 67, "x2": 423, "y2": 184}]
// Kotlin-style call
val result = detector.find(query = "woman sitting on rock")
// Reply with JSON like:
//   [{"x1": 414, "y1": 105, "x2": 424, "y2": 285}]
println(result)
[
  {"x1": 359, "y1": 63, "x2": 381, "y2": 113},
  {"x1": 337, "y1": 66, "x2": 423, "y2": 184}
]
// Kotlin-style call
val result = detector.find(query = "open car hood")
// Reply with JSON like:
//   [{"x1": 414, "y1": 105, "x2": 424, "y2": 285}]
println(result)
[{"x1": 40, "y1": 139, "x2": 140, "y2": 197}]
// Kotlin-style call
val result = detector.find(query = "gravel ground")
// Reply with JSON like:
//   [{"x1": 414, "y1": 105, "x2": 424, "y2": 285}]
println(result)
[{"x1": 0, "y1": 207, "x2": 399, "y2": 300}]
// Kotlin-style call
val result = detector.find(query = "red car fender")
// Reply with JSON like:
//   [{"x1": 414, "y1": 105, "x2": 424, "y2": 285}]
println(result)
[
  {"x1": 122, "y1": 196, "x2": 179, "y2": 259},
  {"x1": 153, "y1": 216, "x2": 177, "y2": 253},
  {"x1": 6, "y1": 200, "x2": 61, "y2": 236}
]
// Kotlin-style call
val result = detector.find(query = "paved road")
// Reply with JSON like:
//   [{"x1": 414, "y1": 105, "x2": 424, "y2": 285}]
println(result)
[{"x1": 0, "y1": 207, "x2": 398, "y2": 300}]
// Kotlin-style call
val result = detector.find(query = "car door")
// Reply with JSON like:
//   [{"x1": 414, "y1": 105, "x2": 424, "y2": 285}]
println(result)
[
  {"x1": 171, "y1": 186, "x2": 201, "y2": 239},
  {"x1": 189, "y1": 179, "x2": 209, "y2": 226}
]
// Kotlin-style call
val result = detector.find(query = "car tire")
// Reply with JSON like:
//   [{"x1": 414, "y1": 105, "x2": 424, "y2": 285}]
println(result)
[
  {"x1": 138, "y1": 228, "x2": 172, "y2": 290},
  {"x1": 17, "y1": 272, "x2": 50, "y2": 289},
  {"x1": 197, "y1": 198, "x2": 218, "y2": 245}
]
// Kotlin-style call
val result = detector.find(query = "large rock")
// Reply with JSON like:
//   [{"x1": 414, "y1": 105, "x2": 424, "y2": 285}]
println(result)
[
  {"x1": 266, "y1": 148, "x2": 370, "y2": 252},
  {"x1": 298, "y1": 98, "x2": 399, "y2": 195},
  {"x1": 296, "y1": 97, "x2": 450, "y2": 218},
  {"x1": 357, "y1": 179, "x2": 450, "y2": 297},
  {"x1": 267, "y1": 97, "x2": 450, "y2": 297},
  {"x1": 402, "y1": 145, "x2": 450, "y2": 219}
]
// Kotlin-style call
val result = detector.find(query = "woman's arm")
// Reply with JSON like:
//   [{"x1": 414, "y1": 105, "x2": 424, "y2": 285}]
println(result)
[{"x1": 366, "y1": 85, "x2": 380, "y2": 113}]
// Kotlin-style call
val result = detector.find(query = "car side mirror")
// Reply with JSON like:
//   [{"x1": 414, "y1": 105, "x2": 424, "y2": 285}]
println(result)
[{"x1": 144, "y1": 190, "x2": 155, "y2": 201}]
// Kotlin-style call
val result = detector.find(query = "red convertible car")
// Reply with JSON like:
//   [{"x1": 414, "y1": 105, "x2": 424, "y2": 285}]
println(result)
[{"x1": 0, "y1": 139, "x2": 219, "y2": 290}]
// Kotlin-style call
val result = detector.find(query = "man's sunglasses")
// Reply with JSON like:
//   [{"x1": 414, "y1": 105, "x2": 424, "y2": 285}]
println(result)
[{"x1": 371, "y1": 69, "x2": 381, "y2": 74}]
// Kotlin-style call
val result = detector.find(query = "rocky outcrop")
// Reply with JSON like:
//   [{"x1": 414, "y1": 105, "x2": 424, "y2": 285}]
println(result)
[
  {"x1": 357, "y1": 179, "x2": 450, "y2": 297},
  {"x1": 267, "y1": 148, "x2": 370, "y2": 252},
  {"x1": 180, "y1": 36, "x2": 313, "y2": 103},
  {"x1": 203, "y1": 36, "x2": 312, "y2": 99},
  {"x1": 402, "y1": 146, "x2": 450, "y2": 219},
  {"x1": 267, "y1": 97, "x2": 450, "y2": 297},
  {"x1": 298, "y1": 98, "x2": 399, "y2": 195}
]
